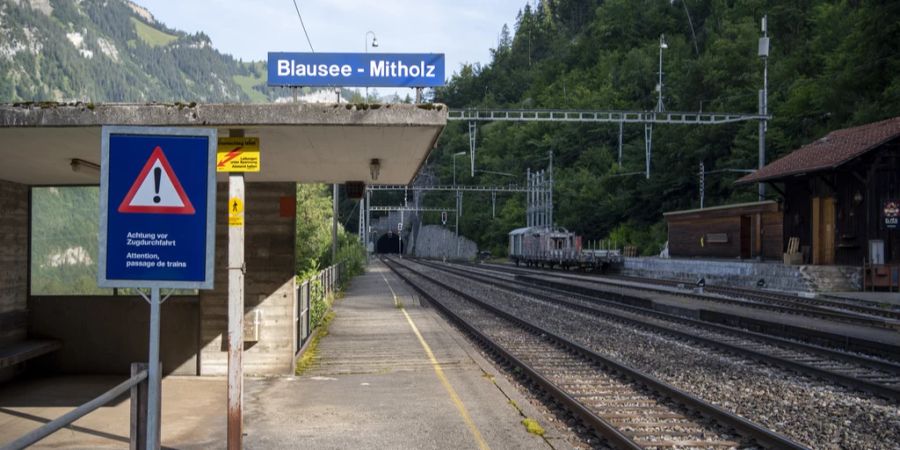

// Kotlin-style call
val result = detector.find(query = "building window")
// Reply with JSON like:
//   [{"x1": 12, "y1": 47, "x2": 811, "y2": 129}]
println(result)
[
  {"x1": 30, "y1": 187, "x2": 199, "y2": 297},
  {"x1": 30, "y1": 187, "x2": 113, "y2": 296}
]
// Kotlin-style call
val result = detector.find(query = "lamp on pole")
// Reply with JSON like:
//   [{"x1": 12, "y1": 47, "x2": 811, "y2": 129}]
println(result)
[
  {"x1": 452, "y1": 151, "x2": 466, "y2": 185},
  {"x1": 365, "y1": 31, "x2": 378, "y2": 103},
  {"x1": 656, "y1": 33, "x2": 667, "y2": 113}
]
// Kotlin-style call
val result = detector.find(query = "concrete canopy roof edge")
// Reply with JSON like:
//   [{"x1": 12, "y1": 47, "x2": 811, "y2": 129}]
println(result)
[
  {"x1": 0, "y1": 102, "x2": 447, "y2": 127},
  {"x1": 0, "y1": 102, "x2": 447, "y2": 185}
]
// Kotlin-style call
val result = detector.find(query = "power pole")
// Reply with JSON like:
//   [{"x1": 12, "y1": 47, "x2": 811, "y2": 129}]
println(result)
[
  {"x1": 758, "y1": 15, "x2": 770, "y2": 201},
  {"x1": 699, "y1": 161, "x2": 705, "y2": 209},
  {"x1": 548, "y1": 151, "x2": 553, "y2": 228}
]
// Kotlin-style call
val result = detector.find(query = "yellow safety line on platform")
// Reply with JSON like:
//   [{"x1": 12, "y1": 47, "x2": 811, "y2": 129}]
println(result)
[{"x1": 380, "y1": 272, "x2": 491, "y2": 450}]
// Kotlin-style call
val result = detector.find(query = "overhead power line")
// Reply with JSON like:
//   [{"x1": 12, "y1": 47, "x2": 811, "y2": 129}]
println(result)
[{"x1": 291, "y1": 0, "x2": 315, "y2": 52}]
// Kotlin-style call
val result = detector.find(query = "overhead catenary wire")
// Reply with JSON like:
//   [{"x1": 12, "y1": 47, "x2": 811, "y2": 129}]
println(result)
[{"x1": 291, "y1": 0, "x2": 315, "y2": 53}]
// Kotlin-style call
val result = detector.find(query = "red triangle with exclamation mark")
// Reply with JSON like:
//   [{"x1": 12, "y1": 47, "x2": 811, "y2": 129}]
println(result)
[{"x1": 118, "y1": 146, "x2": 195, "y2": 214}]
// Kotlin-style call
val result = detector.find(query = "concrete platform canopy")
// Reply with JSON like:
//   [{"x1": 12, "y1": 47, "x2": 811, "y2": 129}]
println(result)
[
  {"x1": 0, "y1": 102, "x2": 447, "y2": 381},
  {"x1": 0, "y1": 102, "x2": 447, "y2": 185}
]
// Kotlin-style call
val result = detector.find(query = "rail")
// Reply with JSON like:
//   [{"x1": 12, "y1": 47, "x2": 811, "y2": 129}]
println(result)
[
  {"x1": 384, "y1": 257, "x2": 805, "y2": 449},
  {"x1": 2, "y1": 364, "x2": 150, "y2": 450},
  {"x1": 296, "y1": 262, "x2": 345, "y2": 352}
]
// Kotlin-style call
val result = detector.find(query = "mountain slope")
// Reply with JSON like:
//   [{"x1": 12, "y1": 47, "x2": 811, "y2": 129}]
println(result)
[
  {"x1": 0, "y1": 0, "x2": 274, "y2": 102},
  {"x1": 433, "y1": 0, "x2": 900, "y2": 256}
]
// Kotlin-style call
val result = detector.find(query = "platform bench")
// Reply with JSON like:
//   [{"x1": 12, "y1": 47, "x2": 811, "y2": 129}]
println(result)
[{"x1": 0, "y1": 340, "x2": 62, "y2": 369}]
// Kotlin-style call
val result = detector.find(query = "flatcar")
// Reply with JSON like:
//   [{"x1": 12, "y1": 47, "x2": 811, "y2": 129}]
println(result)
[{"x1": 508, "y1": 226, "x2": 622, "y2": 271}]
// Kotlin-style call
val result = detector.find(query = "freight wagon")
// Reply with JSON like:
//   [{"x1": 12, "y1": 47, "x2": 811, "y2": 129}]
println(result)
[{"x1": 508, "y1": 226, "x2": 622, "y2": 271}]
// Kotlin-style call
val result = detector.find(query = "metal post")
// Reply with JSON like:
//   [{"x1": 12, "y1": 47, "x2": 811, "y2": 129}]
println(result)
[
  {"x1": 455, "y1": 190, "x2": 460, "y2": 257},
  {"x1": 618, "y1": 122, "x2": 623, "y2": 166},
  {"x1": 332, "y1": 183, "x2": 338, "y2": 264},
  {"x1": 657, "y1": 34, "x2": 666, "y2": 113},
  {"x1": 699, "y1": 161, "x2": 705, "y2": 209},
  {"x1": 644, "y1": 122, "x2": 652, "y2": 179},
  {"x1": 365, "y1": 31, "x2": 377, "y2": 103},
  {"x1": 491, "y1": 191, "x2": 496, "y2": 218},
  {"x1": 538, "y1": 171, "x2": 544, "y2": 228},
  {"x1": 146, "y1": 287, "x2": 161, "y2": 450},
  {"x1": 366, "y1": 188, "x2": 371, "y2": 260},
  {"x1": 227, "y1": 172, "x2": 245, "y2": 450},
  {"x1": 548, "y1": 151, "x2": 554, "y2": 228},
  {"x1": 535, "y1": 171, "x2": 540, "y2": 228},
  {"x1": 759, "y1": 16, "x2": 769, "y2": 201},
  {"x1": 469, "y1": 121, "x2": 476, "y2": 177},
  {"x1": 131, "y1": 362, "x2": 149, "y2": 450},
  {"x1": 526, "y1": 168, "x2": 531, "y2": 227},
  {"x1": 358, "y1": 194, "x2": 365, "y2": 244}
]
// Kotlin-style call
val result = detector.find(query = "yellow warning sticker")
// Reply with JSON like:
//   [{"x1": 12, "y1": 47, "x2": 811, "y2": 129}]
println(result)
[
  {"x1": 228, "y1": 197, "x2": 244, "y2": 226},
  {"x1": 217, "y1": 137, "x2": 260, "y2": 172}
]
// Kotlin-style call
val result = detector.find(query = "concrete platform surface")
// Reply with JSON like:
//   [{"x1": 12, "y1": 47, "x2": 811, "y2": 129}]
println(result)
[
  {"x1": 0, "y1": 375, "x2": 225, "y2": 449},
  {"x1": 244, "y1": 261, "x2": 565, "y2": 450},
  {"x1": 0, "y1": 261, "x2": 567, "y2": 449}
]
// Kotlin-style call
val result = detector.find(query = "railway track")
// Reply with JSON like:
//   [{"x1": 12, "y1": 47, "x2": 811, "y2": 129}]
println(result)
[
  {"x1": 477, "y1": 263, "x2": 900, "y2": 330},
  {"x1": 418, "y1": 259, "x2": 900, "y2": 401},
  {"x1": 383, "y1": 256, "x2": 806, "y2": 449}
]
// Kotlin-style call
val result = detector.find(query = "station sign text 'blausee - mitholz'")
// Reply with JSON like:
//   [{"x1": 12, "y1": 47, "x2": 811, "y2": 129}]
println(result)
[{"x1": 267, "y1": 52, "x2": 445, "y2": 87}]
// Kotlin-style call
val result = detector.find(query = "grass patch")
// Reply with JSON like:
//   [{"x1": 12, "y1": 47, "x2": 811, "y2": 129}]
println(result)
[
  {"x1": 232, "y1": 74, "x2": 268, "y2": 103},
  {"x1": 131, "y1": 17, "x2": 177, "y2": 47},
  {"x1": 295, "y1": 310, "x2": 336, "y2": 375},
  {"x1": 521, "y1": 418, "x2": 545, "y2": 437}
]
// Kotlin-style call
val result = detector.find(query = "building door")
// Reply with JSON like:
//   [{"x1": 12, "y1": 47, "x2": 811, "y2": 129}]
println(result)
[
  {"x1": 740, "y1": 215, "x2": 752, "y2": 259},
  {"x1": 812, "y1": 196, "x2": 836, "y2": 264}
]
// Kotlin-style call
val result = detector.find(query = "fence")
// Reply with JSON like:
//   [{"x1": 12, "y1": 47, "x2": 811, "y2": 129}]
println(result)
[
  {"x1": 2, "y1": 363, "x2": 155, "y2": 450},
  {"x1": 295, "y1": 262, "x2": 345, "y2": 353}
]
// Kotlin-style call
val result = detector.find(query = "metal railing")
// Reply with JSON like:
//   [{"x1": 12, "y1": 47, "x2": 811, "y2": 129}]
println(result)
[
  {"x1": 2, "y1": 363, "x2": 154, "y2": 450},
  {"x1": 296, "y1": 262, "x2": 345, "y2": 352}
]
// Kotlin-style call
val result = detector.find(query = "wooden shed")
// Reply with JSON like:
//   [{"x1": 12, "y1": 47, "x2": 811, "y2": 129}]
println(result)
[
  {"x1": 737, "y1": 116, "x2": 900, "y2": 266},
  {"x1": 664, "y1": 201, "x2": 783, "y2": 260}
]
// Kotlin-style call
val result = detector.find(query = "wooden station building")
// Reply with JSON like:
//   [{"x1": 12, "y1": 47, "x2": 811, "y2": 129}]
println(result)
[
  {"x1": 737, "y1": 116, "x2": 900, "y2": 266},
  {"x1": 664, "y1": 116, "x2": 900, "y2": 271},
  {"x1": 663, "y1": 200, "x2": 783, "y2": 260}
]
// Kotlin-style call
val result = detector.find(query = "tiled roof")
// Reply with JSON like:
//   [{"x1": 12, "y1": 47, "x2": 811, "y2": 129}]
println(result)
[{"x1": 737, "y1": 116, "x2": 900, "y2": 184}]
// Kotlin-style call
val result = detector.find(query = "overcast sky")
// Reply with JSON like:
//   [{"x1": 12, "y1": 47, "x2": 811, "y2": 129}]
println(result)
[{"x1": 135, "y1": 0, "x2": 528, "y2": 96}]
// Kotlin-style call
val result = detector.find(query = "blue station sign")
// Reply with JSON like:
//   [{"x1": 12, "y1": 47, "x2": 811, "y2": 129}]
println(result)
[
  {"x1": 267, "y1": 52, "x2": 445, "y2": 87},
  {"x1": 99, "y1": 126, "x2": 217, "y2": 289}
]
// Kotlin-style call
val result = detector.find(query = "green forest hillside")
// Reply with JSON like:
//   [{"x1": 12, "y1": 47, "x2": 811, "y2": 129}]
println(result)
[
  {"x1": 433, "y1": 0, "x2": 900, "y2": 256},
  {"x1": 0, "y1": 0, "x2": 279, "y2": 102}
]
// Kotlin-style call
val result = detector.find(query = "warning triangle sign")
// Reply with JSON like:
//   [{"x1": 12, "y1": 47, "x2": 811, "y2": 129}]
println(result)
[{"x1": 118, "y1": 146, "x2": 195, "y2": 214}]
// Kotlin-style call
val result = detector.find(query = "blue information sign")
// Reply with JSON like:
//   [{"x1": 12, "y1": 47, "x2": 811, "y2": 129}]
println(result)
[
  {"x1": 267, "y1": 52, "x2": 445, "y2": 87},
  {"x1": 99, "y1": 127, "x2": 217, "y2": 289}
]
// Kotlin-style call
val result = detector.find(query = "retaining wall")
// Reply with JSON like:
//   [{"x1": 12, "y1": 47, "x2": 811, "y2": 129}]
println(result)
[{"x1": 621, "y1": 257, "x2": 861, "y2": 293}]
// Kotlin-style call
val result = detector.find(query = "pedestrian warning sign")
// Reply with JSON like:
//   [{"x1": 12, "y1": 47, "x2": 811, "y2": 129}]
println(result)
[
  {"x1": 217, "y1": 137, "x2": 260, "y2": 172},
  {"x1": 118, "y1": 146, "x2": 195, "y2": 214},
  {"x1": 229, "y1": 197, "x2": 244, "y2": 227}
]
